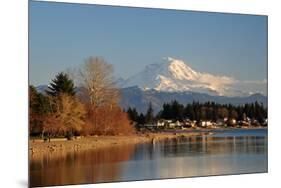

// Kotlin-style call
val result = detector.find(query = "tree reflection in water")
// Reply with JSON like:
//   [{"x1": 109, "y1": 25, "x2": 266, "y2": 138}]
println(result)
[
  {"x1": 30, "y1": 144, "x2": 136, "y2": 187},
  {"x1": 30, "y1": 130, "x2": 267, "y2": 187}
]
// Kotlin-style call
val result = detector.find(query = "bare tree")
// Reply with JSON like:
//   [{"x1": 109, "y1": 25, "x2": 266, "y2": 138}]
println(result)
[
  {"x1": 77, "y1": 57, "x2": 120, "y2": 108},
  {"x1": 76, "y1": 57, "x2": 133, "y2": 135}
]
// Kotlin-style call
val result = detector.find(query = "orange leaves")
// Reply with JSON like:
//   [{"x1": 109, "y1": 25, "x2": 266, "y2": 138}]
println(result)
[
  {"x1": 43, "y1": 94, "x2": 86, "y2": 136},
  {"x1": 86, "y1": 105, "x2": 135, "y2": 136}
]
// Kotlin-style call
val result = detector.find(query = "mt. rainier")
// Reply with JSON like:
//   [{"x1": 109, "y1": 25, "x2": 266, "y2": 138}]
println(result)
[
  {"x1": 34, "y1": 57, "x2": 267, "y2": 113},
  {"x1": 118, "y1": 57, "x2": 262, "y2": 97}
]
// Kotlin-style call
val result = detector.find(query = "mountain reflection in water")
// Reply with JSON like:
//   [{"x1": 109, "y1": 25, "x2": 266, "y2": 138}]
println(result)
[{"x1": 30, "y1": 129, "x2": 267, "y2": 187}]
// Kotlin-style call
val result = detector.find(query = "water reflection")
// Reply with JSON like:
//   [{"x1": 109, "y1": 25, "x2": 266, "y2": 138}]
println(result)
[
  {"x1": 30, "y1": 144, "x2": 136, "y2": 187},
  {"x1": 127, "y1": 133, "x2": 267, "y2": 180},
  {"x1": 30, "y1": 130, "x2": 267, "y2": 187}
]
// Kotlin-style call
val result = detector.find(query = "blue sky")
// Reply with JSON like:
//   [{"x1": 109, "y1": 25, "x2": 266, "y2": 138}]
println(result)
[{"x1": 29, "y1": 1, "x2": 267, "y2": 86}]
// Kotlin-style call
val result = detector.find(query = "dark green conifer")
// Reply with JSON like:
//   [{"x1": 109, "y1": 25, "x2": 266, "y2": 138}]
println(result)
[{"x1": 46, "y1": 72, "x2": 75, "y2": 97}]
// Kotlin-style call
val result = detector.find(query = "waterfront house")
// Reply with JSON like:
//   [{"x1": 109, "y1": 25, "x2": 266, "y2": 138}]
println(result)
[
  {"x1": 200, "y1": 121, "x2": 213, "y2": 128},
  {"x1": 156, "y1": 119, "x2": 165, "y2": 127},
  {"x1": 168, "y1": 121, "x2": 176, "y2": 128},
  {"x1": 182, "y1": 119, "x2": 196, "y2": 128},
  {"x1": 175, "y1": 120, "x2": 181, "y2": 127}
]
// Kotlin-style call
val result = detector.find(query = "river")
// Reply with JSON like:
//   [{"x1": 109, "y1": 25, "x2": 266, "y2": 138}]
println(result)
[{"x1": 29, "y1": 129, "x2": 267, "y2": 187}]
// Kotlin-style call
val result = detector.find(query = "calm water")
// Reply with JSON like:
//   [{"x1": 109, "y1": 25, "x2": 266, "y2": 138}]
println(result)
[{"x1": 29, "y1": 129, "x2": 268, "y2": 187}]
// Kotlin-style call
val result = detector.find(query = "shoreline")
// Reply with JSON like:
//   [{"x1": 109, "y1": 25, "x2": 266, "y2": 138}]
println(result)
[
  {"x1": 29, "y1": 132, "x2": 201, "y2": 156},
  {"x1": 29, "y1": 127, "x2": 267, "y2": 157}
]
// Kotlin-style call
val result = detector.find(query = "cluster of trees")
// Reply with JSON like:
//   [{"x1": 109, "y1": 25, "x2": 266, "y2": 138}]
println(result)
[
  {"x1": 159, "y1": 101, "x2": 267, "y2": 122},
  {"x1": 127, "y1": 100, "x2": 267, "y2": 125},
  {"x1": 29, "y1": 57, "x2": 135, "y2": 139},
  {"x1": 127, "y1": 102, "x2": 154, "y2": 125}
]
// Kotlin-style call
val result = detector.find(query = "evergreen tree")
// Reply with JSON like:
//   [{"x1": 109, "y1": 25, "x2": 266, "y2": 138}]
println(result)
[
  {"x1": 138, "y1": 113, "x2": 146, "y2": 125},
  {"x1": 255, "y1": 101, "x2": 265, "y2": 122},
  {"x1": 249, "y1": 103, "x2": 255, "y2": 118},
  {"x1": 29, "y1": 85, "x2": 52, "y2": 116},
  {"x1": 161, "y1": 103, "x2": 171, "y2": 119},
  {"x1": 184, "y1": 104, "x2": 195, "y2": 120},
  {"x1": 171, "y1": 100, "x2": 184, "y2": 120},
  {"x1": 46, "y1": 72, "x2": 75, "y2": 97},
  {"x1": 199, "y1": 107, "x2": 207, "y2": 120},
  {"x1": 229, "y1": 109, "x2": 238, "y2": 119},
  {"x1": 145, "y1": 102, "x2": 154, "y2": 124},
  {"x1": 127, "y1": 107, "x2": 139, "y2": 122},
  {"x1": 125, "y1": 100, "x2": 267, "y2": 125}
]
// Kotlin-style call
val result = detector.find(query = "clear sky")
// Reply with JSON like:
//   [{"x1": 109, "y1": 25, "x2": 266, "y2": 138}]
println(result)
[{"x1": 29, "y1": 1, "x2": 267, "y2": 86}]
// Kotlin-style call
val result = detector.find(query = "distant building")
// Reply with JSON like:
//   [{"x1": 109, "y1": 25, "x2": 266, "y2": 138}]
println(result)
[
  {"x1": 168, "y1": 122, "x2": 176, "y2": 128},
  {"x1": 182, "y1": 119, "x2": 196, "y2": 128},
  {"x1": 156, "y1": 119, "x2": 165, "y2": 127},
  {"x1": 200, "y1": 121, "x2": 213, "y2": 128},
  {"x1": 175, "y1": 120, "x2": 181, "y2": 127}
]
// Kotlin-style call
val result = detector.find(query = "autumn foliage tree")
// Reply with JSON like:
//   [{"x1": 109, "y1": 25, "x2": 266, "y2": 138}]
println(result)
[
  {"x1": 29, "y1": 57, "x2": 135, "y2": 138},
  {"x1": 29, "y1": 85, "x2": 52, "y2": 137},
  {"x1": 86, "y1": 105, "x2": 134, "y2": 135},
  {"x1": 77, "y1": 57, "x2": 134, "y2": 135},
  {"x1": 43, "y1": 94, "x2": 86, "y2": 139}
]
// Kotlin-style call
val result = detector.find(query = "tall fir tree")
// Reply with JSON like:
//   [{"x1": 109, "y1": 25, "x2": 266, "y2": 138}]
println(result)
[
  {"x1": 138, "y1": 113, "x2": 146, "y2": 125},
  {"x1": 127, "y1": 107, "x2": 139, "y2": 122},
  {"x1": 145, "y1": 102, "x2": 154, "y2": 124},
  {"x1": 46, "y1": 72, "x2": 75, "y2": 97}
]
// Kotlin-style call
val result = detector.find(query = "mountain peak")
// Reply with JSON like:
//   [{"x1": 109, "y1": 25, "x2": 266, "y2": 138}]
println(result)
[
  {"x1": 164, "y1": 57, "x2": 187, "y2": 66},
  {"x1": 163, "y1": 57, "x2": 199, "y2": 81},
  {"x1": 117, "y1": 57, "x2": 266, "y2": 97},
  {"x1": 119, "y1": 57, "x2": 229, "y2": 95}
]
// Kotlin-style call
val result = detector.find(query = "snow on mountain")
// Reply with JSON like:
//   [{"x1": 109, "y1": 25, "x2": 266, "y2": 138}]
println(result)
[
  {"x1": 35, "y1": 57, "x2": 266, "y2": 98},
  {"x1": 119, "y1": 57, "x2": 244, "y2": 96}
]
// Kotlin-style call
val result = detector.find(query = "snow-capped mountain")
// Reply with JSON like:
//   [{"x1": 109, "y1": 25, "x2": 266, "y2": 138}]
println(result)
[
  {"x1": 33, "y1": 57, "x2": 267, "y2": 113},
  {"x1": 118, "y1": 57, "x2": 267, "y2": 97}
]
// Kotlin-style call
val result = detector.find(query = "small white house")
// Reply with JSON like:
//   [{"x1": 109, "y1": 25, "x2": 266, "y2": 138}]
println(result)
[
  {"x1": 168, "y1": 122, "x2": 176, "y2": 128},
  {"x1": 183, "y1": 119, "x2": 196, "y2": 128},
  {"x1": 200, "y1": 121, "x2": 213, "y2": 127},
  {"x1": 156, "y1": 120, "x2": 165, "y2": 127},
  {"x1": 175, "y1": 120, "x2": 181, "y2": 127}
]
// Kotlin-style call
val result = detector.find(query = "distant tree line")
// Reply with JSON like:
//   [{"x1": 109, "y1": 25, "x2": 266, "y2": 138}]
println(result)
[
  {"x1": 29, "y1": 57, "x2": 135, "y2": 139},
  {"x1": 127, "y1": 102, "x2": 155, "y2": 125},
  {"x1": 127, "y1": 100, "x2": 267, "y2": 125}
]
